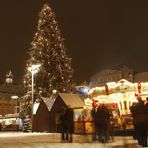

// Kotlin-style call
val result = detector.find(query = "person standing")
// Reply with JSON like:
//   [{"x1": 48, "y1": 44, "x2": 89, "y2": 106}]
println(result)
[
  {"x1": 59, "y1": 108, "x2": 68, "y2": 142},
  {"x1": 97, "y1": 104, "x2": 110, "y2": 143},
  {"x1": 131, "y1": 97, "x2": 146, "y2": 146},
  {"x1": 91, "y1": 105, "x2": 99, "y2": 141},
  {"x1": 64, "y1": 106, "x2": 74, "y2": 143},
  {"x1": 143, "y1": 97, "x2": 148, "y2": 147}
]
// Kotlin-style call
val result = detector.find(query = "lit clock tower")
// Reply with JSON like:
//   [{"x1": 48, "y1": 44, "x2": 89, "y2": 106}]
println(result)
[{"x1": 5, "y1": 70, "x2": 13, "y2": 84}]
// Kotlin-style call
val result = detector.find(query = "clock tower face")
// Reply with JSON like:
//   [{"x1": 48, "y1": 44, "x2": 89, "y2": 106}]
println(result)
[{"x1": 5, "y1": 70, "x2": 13, "y2": 84}]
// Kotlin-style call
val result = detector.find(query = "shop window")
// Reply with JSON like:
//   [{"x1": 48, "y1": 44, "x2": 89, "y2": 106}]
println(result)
[
  {"x1": 84, "y1": 109, "x2": 92, "y2": 122},
  {"x1": 74, "y1": 109, "x2": 84, "y2": 122}
]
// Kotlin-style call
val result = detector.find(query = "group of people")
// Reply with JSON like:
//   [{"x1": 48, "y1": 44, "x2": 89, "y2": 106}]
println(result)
[
  {"x1": 59, "y1": 97, "x2": 148, "y2": 145},
  {"x1": 130, "y1": 97, "x2": 148, "y2": 147},
  {"x1": 91, "y1": 104, "x2": 111, "y2": 143},
  {"x1": 59, "y1": 104, "x2": 111, "y2": 143},
  {"x1": 59, "y1": 106, "x2": 74, "y2": 143}
]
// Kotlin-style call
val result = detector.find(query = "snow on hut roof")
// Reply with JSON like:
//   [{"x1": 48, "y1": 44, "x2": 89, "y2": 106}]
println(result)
[
  {"x1": 33, "y1": 102, "x2": 40, "y2": 115},
  {"x1": 58, "y1": 93, "x2": 84, "y2": 109},
  {"x1": 42, "y1": 97, "x2": 55, "y2": 112}
]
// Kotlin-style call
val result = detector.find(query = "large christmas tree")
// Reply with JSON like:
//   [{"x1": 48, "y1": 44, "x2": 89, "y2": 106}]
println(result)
[
  {"x1": 22, "y1": 3, "x2": 74, "y2": 132},
  {"x1": 24, "y1": 3, "x2": 74, "y2": 98}
]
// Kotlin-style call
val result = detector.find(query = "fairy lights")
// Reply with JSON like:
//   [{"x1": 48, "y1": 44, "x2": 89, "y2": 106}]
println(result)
[{"x1": 24, "y1": 3, "x2": 74, "y2": 98}]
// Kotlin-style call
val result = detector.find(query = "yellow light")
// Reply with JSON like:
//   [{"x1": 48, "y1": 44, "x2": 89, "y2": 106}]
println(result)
[{"x1": 11, "y1": 96, "x2": 18, "y2": 99}]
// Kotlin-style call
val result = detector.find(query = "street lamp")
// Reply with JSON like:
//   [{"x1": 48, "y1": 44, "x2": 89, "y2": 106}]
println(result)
[{"x1": 28, "y1": 64, "x2": 41, "y2": 132}]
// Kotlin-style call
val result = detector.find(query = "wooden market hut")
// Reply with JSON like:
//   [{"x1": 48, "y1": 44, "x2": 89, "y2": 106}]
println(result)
[{"x1": 33, "y1": 93, "x2": 84, "y2": 133}]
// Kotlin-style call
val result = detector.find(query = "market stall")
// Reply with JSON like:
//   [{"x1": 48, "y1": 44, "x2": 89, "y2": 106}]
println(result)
[
  {"x1": 87, "y1": 79, "x2": 148, "y2": 129},
  {"x1": 0, "y1": 113, "x2": 22, "y2": 131}
]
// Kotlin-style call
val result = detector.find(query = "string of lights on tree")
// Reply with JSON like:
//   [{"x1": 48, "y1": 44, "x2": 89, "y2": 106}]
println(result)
[{"x1": 23, "y1": 3, "x2": 74, "y2": 99}]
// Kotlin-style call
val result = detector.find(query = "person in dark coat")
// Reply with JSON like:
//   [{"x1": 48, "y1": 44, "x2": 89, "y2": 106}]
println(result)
[
  {"x1": 64, "y1": 106, "x2": 74, "y2": 143},
  {"x1": 143, "y1": 97, "x2": 148, "y2": 147},
  {"x1": 131, "y1": 97, "x2": 146, "y2": 146},
  {"x1": 97, "y1": 104, "x2": 110, "y2": 143},
  {"x1": 59, "y1": 108, "x2": 68, "y2": 142},
  {"x1": 91, "y1": 105, "x2": 99, "y2": 141}
]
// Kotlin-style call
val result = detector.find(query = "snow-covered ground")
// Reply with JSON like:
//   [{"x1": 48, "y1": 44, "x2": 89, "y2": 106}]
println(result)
[{"x1": 0, "y1": 132, "x2": 139, "y2": 148}]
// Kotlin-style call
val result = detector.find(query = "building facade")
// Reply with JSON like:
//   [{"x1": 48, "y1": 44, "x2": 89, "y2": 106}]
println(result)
[
  {"x1": 134, "y1": 72, "x2": 148, "y2": 82},
  {"x1": 89, "y1": 65, "x2": 134, "y2": 87},
  {"x1": 0, "y1": 71, "x2": 24, "y2": 131}
]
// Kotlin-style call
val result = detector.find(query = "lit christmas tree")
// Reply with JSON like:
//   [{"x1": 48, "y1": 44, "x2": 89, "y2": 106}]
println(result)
[
  {"x1": 22, "y1": 3, "x2": 74, "y2": 132},
  {"x1": 24, "y1": 3, "x2": 74, "y2": 98}
]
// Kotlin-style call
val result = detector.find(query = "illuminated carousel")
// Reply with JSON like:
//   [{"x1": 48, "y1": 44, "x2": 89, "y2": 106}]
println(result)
[{"x1": 87, "y1": 79, "x2": 148, "y2": 129}]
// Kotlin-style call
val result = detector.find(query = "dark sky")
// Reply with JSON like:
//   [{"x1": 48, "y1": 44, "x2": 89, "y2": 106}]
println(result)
[{"x1": 0, "y1": 0, "x2": 148, "y2": 84}]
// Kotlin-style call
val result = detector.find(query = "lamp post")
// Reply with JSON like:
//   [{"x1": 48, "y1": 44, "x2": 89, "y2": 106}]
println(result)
[{"x1": 28, "y1": 64, "x2": 41, "y2": 132}]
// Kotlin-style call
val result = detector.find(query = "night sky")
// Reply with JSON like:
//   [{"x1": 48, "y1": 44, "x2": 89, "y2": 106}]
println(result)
[{"x1": 0, "y1": 0, "x2": 148, "y2": 84}]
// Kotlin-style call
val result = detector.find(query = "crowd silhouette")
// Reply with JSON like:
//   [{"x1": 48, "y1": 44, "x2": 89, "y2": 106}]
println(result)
[
  {"x1": 58, "y1": 97, "x2": 148, "y2": 146},
  {"x1": 59, "y1": 106, "x2": 74, "y2": 143},
  {"x1": 91, "y1": 103, "x2": 110, "y2": 143}
]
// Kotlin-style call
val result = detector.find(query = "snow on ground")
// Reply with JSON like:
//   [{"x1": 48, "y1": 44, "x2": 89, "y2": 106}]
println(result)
[
  {"x1": 0, "y1": 132, "x2": 50, "y2": 137},
  {"x1": 0, "y1": 132, "x2": 139, "y2": 148}
]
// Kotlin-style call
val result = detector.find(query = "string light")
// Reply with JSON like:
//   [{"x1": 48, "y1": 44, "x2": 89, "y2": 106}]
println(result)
[{"x1": 24, "y1": 4, "x2": 74, "y2": 99}]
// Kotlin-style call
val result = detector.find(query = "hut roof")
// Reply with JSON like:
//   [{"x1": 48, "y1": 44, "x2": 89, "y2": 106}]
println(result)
[
  {"x1": 42, "y1": 97, "x2": 55, "y2": 112},
  {"x1": 37, "y1": 93, "x2": 84, "y2": 113},
  {"x1": 58, "y1": 93, "x2": 84, "y2": 109}
]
